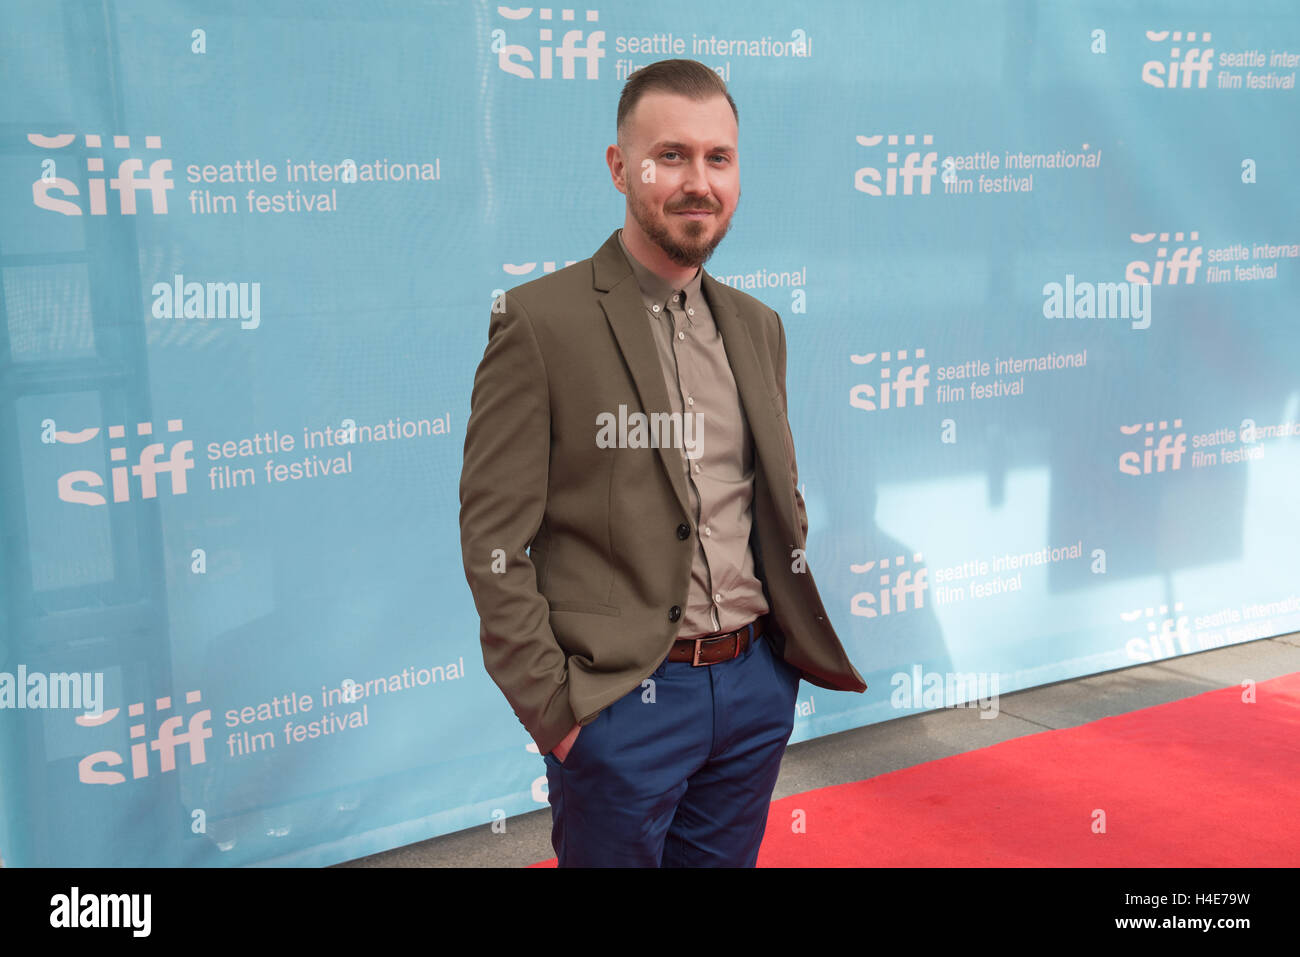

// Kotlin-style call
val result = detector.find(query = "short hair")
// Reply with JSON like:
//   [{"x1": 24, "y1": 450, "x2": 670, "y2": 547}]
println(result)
[{"x1": 616, "y1": 58, "x2": 738, "y2": 144}]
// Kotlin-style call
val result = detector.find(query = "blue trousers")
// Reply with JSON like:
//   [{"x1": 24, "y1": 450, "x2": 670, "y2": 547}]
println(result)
[{"x1": 542, "y1": 623, "x2": 801, "y2": 867}]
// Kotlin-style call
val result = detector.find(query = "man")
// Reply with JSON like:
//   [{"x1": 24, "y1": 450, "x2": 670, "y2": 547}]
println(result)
[{"x1": 459, "y1": 58, "x2": 865, "y2": 867}]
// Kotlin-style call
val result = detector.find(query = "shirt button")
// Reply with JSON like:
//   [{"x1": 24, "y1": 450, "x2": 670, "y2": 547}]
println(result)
[
  {"x1": 714, "y1": 593, "x2": 723, "y2": 604},
  {"x1": 686, "y1": 396, "x2": 695, "y2": 406},
  {"x1": 687, "y1": 308, "x2": 694, "y2": 316},
  {"x1": 693, "y1": 463, "x2": 701, "y2": 473},
  {"x1": 652, "y1": 305, "x2": 660, "y2": 312},
  {"x1": 677, "y1": 331, "x2": 685, "y2": 340},
  {"x1": 703, "y1": 526, "x2": 711, "y2": 536},
  {"x1": 672, "y1": 293, "x2": 680, "y2": 301}
]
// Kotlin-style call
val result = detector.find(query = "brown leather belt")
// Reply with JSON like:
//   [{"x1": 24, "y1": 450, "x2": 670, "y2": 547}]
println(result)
[{"x1": 668, "y1": 617, "x2": 763, "y2": 666}]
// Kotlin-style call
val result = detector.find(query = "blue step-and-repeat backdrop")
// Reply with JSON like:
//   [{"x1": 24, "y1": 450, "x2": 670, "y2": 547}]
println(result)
[{"x1": 1, "y1": 0, "x2": 1297, "y2": 866}]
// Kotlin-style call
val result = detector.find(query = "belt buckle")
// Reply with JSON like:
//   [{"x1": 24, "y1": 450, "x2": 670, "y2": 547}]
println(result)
[
  {"x1": 692, "y1": 629, "x2": 741, "y2": 666},
  {"x1": 691, "y1": 636, "x2": 711, "y2": 667}
]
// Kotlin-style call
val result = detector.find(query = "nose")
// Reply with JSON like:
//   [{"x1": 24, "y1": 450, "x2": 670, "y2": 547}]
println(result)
[{"x1": 681, "y1": 156, "x2": 712, "y2": 197}]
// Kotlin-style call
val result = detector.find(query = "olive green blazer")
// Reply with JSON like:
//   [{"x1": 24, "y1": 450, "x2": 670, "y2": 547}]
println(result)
[{"x1": 459, "y1": 229, "x2": 866, "y2": 755}]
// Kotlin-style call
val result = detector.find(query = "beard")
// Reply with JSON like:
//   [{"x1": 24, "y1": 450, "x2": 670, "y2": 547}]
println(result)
[{"x1": 627, "y1": 181, "x2": 736, "y2": 268}]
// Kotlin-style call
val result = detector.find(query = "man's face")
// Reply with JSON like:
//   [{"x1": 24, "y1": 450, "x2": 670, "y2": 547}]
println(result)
[{"x1": 615, "y1": 91, "x2": 739, "y2": 268}]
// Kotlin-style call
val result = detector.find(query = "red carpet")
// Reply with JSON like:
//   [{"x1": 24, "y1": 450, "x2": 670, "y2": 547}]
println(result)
[{"x1": 531, "y1": 672, "x2": 1300, "y2": 866}]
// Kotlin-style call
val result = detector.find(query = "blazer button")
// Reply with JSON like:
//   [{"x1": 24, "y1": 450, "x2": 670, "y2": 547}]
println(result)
[
  {"x1": 676, "y1": 523, "x2": 690, "y2": 540},
  {"x1": 668, "y1": 605, "x2": 682, "y2": 622}
]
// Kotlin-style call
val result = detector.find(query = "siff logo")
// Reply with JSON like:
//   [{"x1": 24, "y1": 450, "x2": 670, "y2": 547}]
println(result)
[
  {"x1": 1122, "y1": 602, "x2": 1193, "y2": 662},
  {"x1": 1141, "y1": 30, "x2": 1215, "y2": 88},
  {"x1": 854, "y1": 133, "x2": 939, "y2": 196},
  {"x1": 1118, "y1": 418, "x2": 1187, "y2": 475},
  {"x1": 502, "y1": 259, "x2": 579, "y2": 278},
  {"x1": 850, "y1": 553, "x2": 929, "y2": 617},
  {"x1": 494, "y1": 7, "x2": 605, "y2": 79},
  {"x1": 849, "y1": 349, "x2": 930, "y2": 411},
  {"x1": 50, "y1": 417, "x2": 195, "y2": 506},
  {"x1": 1125, "y1": 231, "x2": 1202, "y2": 285},
  {"x1": 76, "y1": 690, "x2": 212, "y2": 785},
  {"x1": 493, "y1": 260, "x2": 580, "y2": 315},
  {"x1": 29, "y1": 132, "x2": 174, "y2": 216}
]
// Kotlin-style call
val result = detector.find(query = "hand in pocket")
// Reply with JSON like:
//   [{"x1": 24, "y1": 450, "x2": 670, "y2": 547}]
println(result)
[{"x1": 552, "y1": 722, "x2": 582, "y2": 764}]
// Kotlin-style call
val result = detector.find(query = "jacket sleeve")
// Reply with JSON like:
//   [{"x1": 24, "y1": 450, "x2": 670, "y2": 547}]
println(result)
[
  {"x1": 772, "y1": 308, "x2": 809, "y2": 542},
  {"x1": 459, "y1": 292, "x2": 575, "y2": 755}
]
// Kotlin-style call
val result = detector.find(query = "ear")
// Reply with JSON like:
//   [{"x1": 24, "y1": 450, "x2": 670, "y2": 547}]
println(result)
[{"x1": 605, "y1": 144, "x2": 626, "y2": 194}]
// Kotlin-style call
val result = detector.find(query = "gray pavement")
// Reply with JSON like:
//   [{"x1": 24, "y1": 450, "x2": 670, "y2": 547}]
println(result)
[{"x1": 337, "y1": 632, "x2": 1300, "y2": 867}]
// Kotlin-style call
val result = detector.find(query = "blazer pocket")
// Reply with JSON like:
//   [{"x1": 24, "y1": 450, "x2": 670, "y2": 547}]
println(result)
[{"x1": 548, "y1": 600, "x2": 621, "y2": 617}]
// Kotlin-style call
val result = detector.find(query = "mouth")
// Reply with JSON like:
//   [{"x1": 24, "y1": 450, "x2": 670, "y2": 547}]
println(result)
[{"x1": 673, "y1": 209, "x2": 713, "y2": 219}]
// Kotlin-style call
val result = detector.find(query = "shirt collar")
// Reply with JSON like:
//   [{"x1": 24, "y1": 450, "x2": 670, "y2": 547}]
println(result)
[{"x1": 617, "y1": 228, "x2": 704, "y2": 315}]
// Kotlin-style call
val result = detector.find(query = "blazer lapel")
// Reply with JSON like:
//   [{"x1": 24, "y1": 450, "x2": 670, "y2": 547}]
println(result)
[
  {"x1": 700, "y1": 270, "x2": 792, "y2": 531},
  {"x1": 592, "y1": 230, "x2": 793, "y2": 533}
]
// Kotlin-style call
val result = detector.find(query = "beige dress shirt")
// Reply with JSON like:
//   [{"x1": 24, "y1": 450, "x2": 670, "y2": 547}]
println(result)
[{"x1": 616, "y1": 229, "x2": 770, "y2": 640}]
